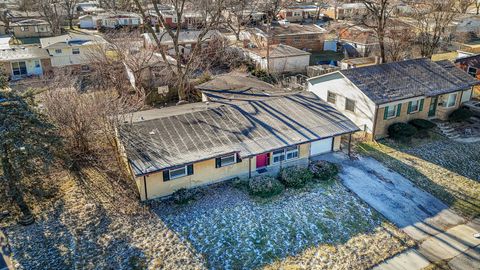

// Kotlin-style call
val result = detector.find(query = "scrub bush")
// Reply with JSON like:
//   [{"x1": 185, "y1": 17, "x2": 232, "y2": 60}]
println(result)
[
  {"x1": 309, "y1": 160, "x2": 339, "y2": 181},
  {"x1": 387, "y1": 122, "x2": 417, "y2": 142},
  {"x1": 248, "y1": 175, "x2": 284, "y2": 198},
  {"x1": 279, "y1": 166, "x2": 314, "y2": 188},
  {"x1": 449, "y1": 108, "x2": 472, "y2": 122}
]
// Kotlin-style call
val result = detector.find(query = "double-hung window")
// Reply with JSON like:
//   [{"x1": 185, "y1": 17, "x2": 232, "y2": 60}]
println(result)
[
  {"x1": 272, "y1": 149, "x2": 285, "y2": 163},
  {"x1": 410, "y1": 100, "x2": 420, "y2": 112},
  {"x1": 55, "y1": 49, "x2": 62, "y2": 54},
  {"x1": 408, "y1": 99, "x2": 424, "y2": 114},
  {"x1": 12, "y1": 61, "x2": 27, "y2": 76},
  {"x1": 345, "y1": 98, "x2": 355, "y2": 112},
  {"x1": 327, "y1": 91, "x2": 336, "y2": 104},
  {"x1": 384, "y1": 104, "x2": 399, "y2": 119},
  {"x1": 285, "y1": 146, "x2": 299, "y2": 160},
  {"x1": 468, "y1": 66, "x2": 477, "y2": 77},
  {"x1": 272, "y1": 146, "x2": 299, "y2": 164},
  {"x1": 72, "y1": 48, "x2": 80, "y2": 55},
  {"x1": 445, "y1": 93, "x2": 457, "y2": 108}
]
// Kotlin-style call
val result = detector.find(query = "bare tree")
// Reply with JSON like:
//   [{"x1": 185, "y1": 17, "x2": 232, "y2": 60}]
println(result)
[
  {"x1": 457, "y1": 0, "x2": 475, "y2": 13},
  {"x1": 358, "y1": 0, "x2": 394, "y2": 63},
  {"x1": 133, "y1": 0, "x2": 226, "y2": 103},
  {"x1": 61, "y1": 0, "x2": 79, "y2": 29},
  {"x1": 475, "y1": 0, "x2": 480, "y2": 14},
  {"x1": 37, "y1": 0, "x2": 63, "y2": 35},
  {"x1": 0, "y1": 9, "x2": 10, "y2": 33},
  {"x1": 223, "y1": 0, "x2": 263, "y2": 41},
  {"x1": 384, "y1": 23, "x2": 416, "y2": 61},
  {"x1": 413, "y1": 0, "x2": 456, "y2": 58}
]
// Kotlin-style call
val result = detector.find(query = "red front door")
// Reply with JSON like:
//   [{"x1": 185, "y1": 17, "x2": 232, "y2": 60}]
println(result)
[{"x1": 256, "y1": 153, "x2": 269, "y2": 168}]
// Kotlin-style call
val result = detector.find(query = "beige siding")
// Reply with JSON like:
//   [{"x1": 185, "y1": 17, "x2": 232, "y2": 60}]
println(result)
[{"x1": 134, "y1": 141, "x2": 343, "y2": 200}]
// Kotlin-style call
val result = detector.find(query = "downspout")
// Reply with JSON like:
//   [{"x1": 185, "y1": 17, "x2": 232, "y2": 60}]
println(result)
[
  {"x1": 248, "y1": 157, "x2": 252, "y2": 178},
  {"x1": 371, "y1": 105, "x2": 379, "y2": 141},
  {"x1": 143, "y1": 175, "x2": 148, "y2": 200}
]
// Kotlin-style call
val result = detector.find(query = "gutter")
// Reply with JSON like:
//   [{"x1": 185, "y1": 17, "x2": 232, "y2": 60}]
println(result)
[{"x1": 133, "y1": 129, "x2": 360, "y2": 177}]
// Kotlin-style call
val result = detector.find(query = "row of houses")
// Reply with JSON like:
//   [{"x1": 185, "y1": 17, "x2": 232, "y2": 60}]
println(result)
[
  {"x1": 0, "y1": 34, "x2": 106, "y2": 79},
  {"x1": 117, "y1": 57, "x2": 480, "y2": 200}
]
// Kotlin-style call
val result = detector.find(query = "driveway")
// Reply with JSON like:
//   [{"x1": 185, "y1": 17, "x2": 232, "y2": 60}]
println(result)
[{"x1": 318, "y1": 153, "x2": 480, "y2": 269}]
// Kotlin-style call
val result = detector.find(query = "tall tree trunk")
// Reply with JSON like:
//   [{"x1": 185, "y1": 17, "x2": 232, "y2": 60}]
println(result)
[{"x1": 378, "y1": 34, "x2": 385, "y2": 63}]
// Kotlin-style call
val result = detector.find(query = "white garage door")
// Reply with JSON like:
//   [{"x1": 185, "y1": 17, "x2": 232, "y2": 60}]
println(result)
[{"x1": 310, "y1": 138, "x2": 333, "y2": 156}]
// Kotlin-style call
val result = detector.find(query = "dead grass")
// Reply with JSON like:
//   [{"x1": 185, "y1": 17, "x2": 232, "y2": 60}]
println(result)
[
  {"x1": 357, "y1": 134, "x2": 480, "y2": 220},
  {"x1": 265, "y1": 222, "x2": 415, "y2": 270}
]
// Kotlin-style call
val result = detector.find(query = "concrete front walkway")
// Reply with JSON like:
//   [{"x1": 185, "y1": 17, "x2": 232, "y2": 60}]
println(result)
[{"x1": 318, "y1": 153, "x2": 480, "y2": 270}]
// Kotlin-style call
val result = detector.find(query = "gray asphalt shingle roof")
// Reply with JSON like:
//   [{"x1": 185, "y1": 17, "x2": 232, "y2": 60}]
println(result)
[
  {"x1": 119, "y1": 92, "x2": 359, "y2": 176},
  {"x1": 339, "y1": 58, "x2": 480, "y2": 104}
]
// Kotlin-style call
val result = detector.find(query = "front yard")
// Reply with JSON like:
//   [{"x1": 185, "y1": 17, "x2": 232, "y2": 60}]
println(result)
[
  {"x1": 154, "y1": 179, "x2": 413, "y2": 270},
  {"x1": 358, "y1": 134, "x2": 480, "y2": 220},
  {"x1": 1, "y1": 163, "x2": 415, "y2": 270}
]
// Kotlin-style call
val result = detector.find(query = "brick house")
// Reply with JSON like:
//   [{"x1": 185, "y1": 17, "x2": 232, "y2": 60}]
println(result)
[
  {"x1": 250, "y1": 24, "x2": 327, "y2": 52},
  {"x1": 307, "y1": 58, "x2": 480, "y2": 139},
  {"x1": 454, "y1": 54, "x2": 480, "y2": 97}
]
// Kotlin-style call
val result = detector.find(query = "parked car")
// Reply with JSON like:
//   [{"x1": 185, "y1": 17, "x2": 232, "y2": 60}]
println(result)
[{"x1": 463, "y1": 100, "x2": 480, "y2": 117}]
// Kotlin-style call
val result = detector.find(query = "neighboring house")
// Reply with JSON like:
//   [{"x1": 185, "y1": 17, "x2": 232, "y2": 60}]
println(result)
[
  {"x1": 143, "y1": 30, "x2": 222, "y2": 56},
  {"x1": 79, "y1": 12, "x2": 142, "y2": 29},
  {"x1": 118, "y1": 75, "x2": 359, "y2": 200},
  {"x1": 157, "y1": 10, "x2": 204, "y2": 29},
  {"x1": 336, "y1": 3, "x2": 367, "y2": 20},
  {"x1": 307, "y1": 58, "x2": 479, "y2": 139},
  {"x1": 9, "y1": 19, "x2": 52, "y2": 38},
  {"x1": 338, "y1": 25, "x2": 378, "y2": 57},
  {"x1": 454, "y1": 54, "x2": 480, "y2": 97},
  {"x1": 278, "y1": 5, "x2": 320, "y2": 22},
  {"x1": 0, "y1": 46, "x2": 52, "y2": 79},
  {"x1": 244, "y1": 44, "x2": 311, "y2": 73},
  {"x1": 76, "y1": 1, "x2": 105, "y2": 15},
  {"x1": 40, "y1": 34, "x2": 107, "y2": 68},
  {"x1": 249, "y1": 24, "x2": 327, "y2": 52},
  {"x1": 5, "y1": 10, "x2": 43, "y2": 23}
]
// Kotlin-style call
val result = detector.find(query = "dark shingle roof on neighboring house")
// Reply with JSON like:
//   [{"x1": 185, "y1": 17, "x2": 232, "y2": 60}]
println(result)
[
  {"x1": 195, "y1": 73, "x2": 293, "y2": 101},
  {"x1": 339, "y1": 58, "x2": 480, "y2": 104},
  {"x1": 454, "y1": 54, "x2": 480, "y2": 69},
  {"x1": 119, "y1": 92, "x2": 359, "y2": 176}
]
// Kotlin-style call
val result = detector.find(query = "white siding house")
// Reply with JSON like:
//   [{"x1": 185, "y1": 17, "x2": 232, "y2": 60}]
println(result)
[
  {"x1": 245, "y1": 44, "x2": 310, "y2": 73},
  {"x1": 307, "y1": 72, "x2": 376, "y2": 133},
  {"x1": 40, "y1": 34, "x2": 107, "y2": 68}
]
